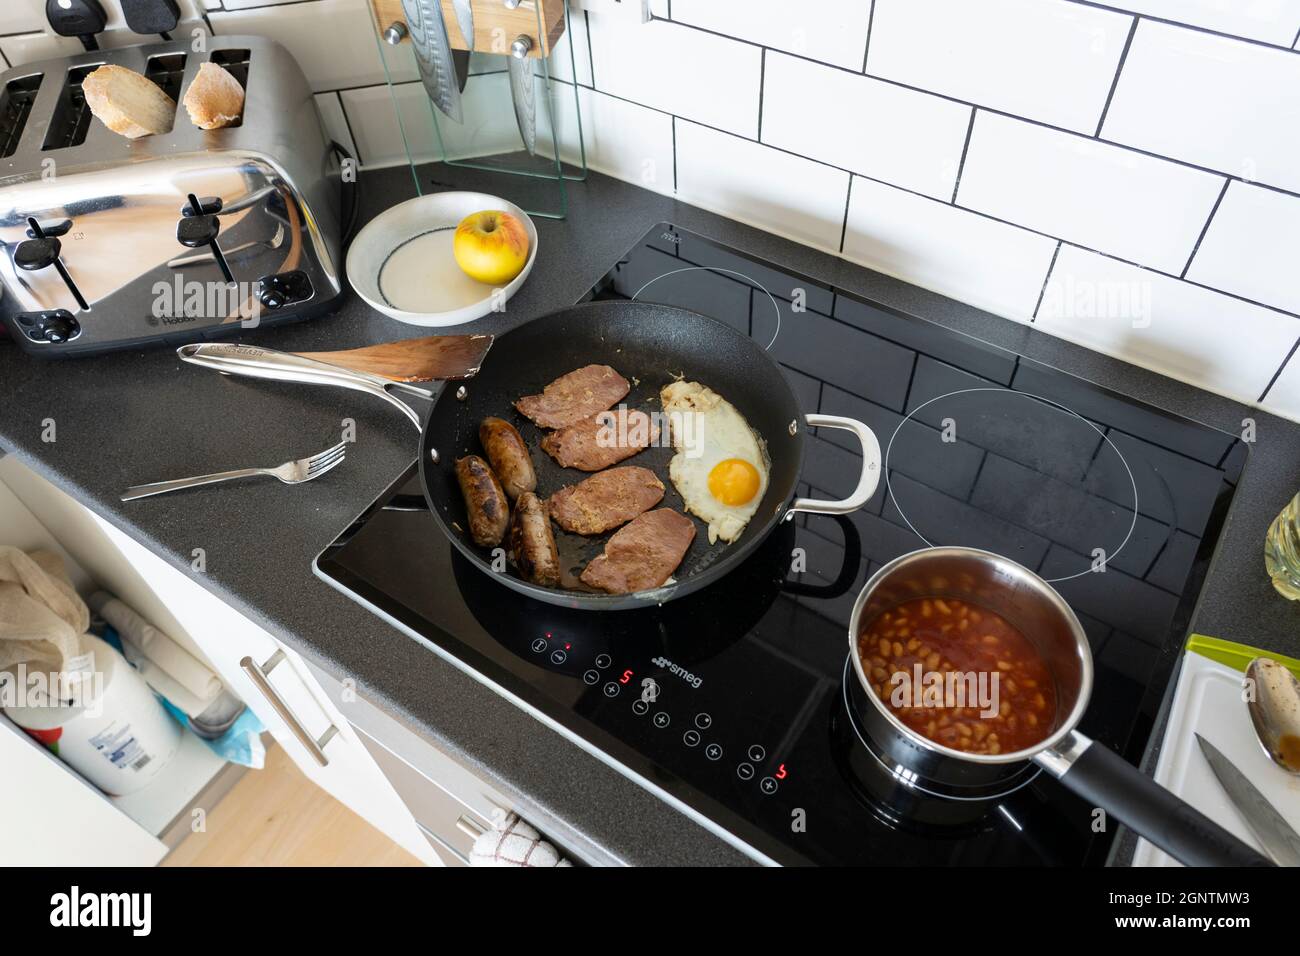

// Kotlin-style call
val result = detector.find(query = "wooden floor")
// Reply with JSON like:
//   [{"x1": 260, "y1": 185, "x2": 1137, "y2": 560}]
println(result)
[{"x1": 162, "y1": 743, "x2": 423, "y2": 867}]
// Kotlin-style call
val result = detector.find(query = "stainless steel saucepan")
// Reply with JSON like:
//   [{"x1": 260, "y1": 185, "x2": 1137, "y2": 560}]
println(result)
[{"x1": 846, "y1": 546, "x2": 1271, "y2": 867}]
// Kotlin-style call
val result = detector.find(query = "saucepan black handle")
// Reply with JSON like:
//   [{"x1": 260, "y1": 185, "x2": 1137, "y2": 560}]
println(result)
[{"x1": 1047, "y1": 732, "x2": 1272, "y2": 867}]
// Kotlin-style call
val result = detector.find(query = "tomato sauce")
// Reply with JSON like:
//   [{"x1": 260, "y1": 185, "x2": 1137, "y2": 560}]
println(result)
[{"x1": 856, "y1": 597, "x2": 1057, "y2": 755}]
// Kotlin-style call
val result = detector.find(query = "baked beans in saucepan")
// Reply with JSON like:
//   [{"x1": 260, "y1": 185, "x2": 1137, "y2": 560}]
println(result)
[{"x1": 856, "y1": 598, "x2": 1057, "y2": 755}]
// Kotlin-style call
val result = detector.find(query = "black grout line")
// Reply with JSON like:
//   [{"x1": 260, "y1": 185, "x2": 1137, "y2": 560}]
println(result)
[
  {"x1": 1293, "y1": 23, "x2": 1300, "y2": 48},
  {"x1": 950, "y1": 107, "x2": 976, "y2": 203},
  {"x1": 837, "y1": 176, "x2": 854, "y2": 253},
  {"x1": 1094, "y1": 16, "x2": 1139, "y2": 137},
  {"x1": 670, "y1": 114, "x2": 677, "y2": 193},
  {"x1": 1257, "y1": 335, "x2": 1300, "y2": 402},
  {"x1": 584, "y1": 10, "x2": 596, "y2": 89},
  {"x1": 1060, "y1": 0, "x2": 1300, "y2": 54},
  {"x1": 861, "y1": 0, "x2": 876, "y2": 73},
  {"x1": 1180, "y1": 179, "x2": 1231, "y2": 278},
  {"x1": 1031, "y1": 241, "x2": 1063, "y2": 322},
  {"x1": 756, "y1": 48, "x2": 766, "y2": 141},
  {"x1": 334, "y1": 89, "x2": 364, "y2": 167}
]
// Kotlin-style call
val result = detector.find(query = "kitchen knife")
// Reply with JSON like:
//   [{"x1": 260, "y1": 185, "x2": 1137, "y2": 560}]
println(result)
[
  {"x1": 1195, "y1": 733, "x2": 1300, "y2": 866},
  {"x1": 451, "y1": 0, "x2": 475, "y2": 52},
  {"x1": 507, "y1": 35, "x2": 537, "y2": 156},
  {"x1": 401, "y1": 0, "x2": 462, "y2": 123}
]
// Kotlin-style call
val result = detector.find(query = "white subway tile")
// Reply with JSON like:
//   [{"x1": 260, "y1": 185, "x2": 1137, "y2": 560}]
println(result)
[
  {"x1": 957, "y1": 112, "x2": 1224, "y2": 273},
  {"x1": 1037, "y1": 245, "x2": 1300, "y2": 403},
  {"x1": 1092, "y1": 0, "x2": 1300, "y2": 46},
  {"x1": 1261, "y1": 349, "x2": 1300, "y2": 423},
  {"x1": 761, "y1": 52, "x2": 971, "y2": 200},
  {"x1": 0, "y1": 32, "x2": 83, "y2": 67},
  {"x1": 342, "y1": 73, "x2": 524, "y2": 168},
  {"x1": 1187, "y1": 183, "x2": 1300, "y2": 316},
  {"x1": 1103, "y1": 22, "x2": 1300, "y2": 193},
  {"x1": 675, "y1": 121, "x2": 850, "y2": 252},
  {"x1": 220, "y1": 0, "x2": 305, "y2": 8},
  {"x1": 340, "y1": 84, "x2": 421, "y2": 168},
  {"x1": 671, "y1": 0, "x2": 873, "y2": 71},
  {"x1": 587, "y1": 13, "x2": 761, "y2": 137},
  {"x1": 313, "y1": 91, "x2": 356, "y2": 159},
  {"x1": 210, "y1": 0, "x2": 416, "y2": 92},
  {"x1": 0, "y1": 0, "x2": 48, "y2": 35},
  {"x1": 866, "y1": 0, "x2": 1132, "y2": 133},
  {"x1": 842, "y1": 176, "x2": 1058, "y2": 320},
  {"x1": 547, "y1": 7, "x2": 593, "y2": 87},
  {"x1": 543, "y1": 86, "x2": 674, "y2": 196}
]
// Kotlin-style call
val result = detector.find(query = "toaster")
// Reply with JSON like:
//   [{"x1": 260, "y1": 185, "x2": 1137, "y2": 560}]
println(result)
[{"x1": 0, "y1": 36, "x2": 345, "y2": 357}]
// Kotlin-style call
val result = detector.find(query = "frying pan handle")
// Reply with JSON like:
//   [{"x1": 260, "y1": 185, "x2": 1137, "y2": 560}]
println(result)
[
  {"x1": 788, "y1": 414, "x2": 881, "y2": 517},
  {"x1": 177, "y1": 343, "x2": 423, "y2": 430},
  {"x1": 1040, "y1": 731, "x2": 1273, "y2": 867}
]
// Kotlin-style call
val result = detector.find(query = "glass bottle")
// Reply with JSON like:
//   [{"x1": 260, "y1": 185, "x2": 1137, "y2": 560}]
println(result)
[{"x1": 1265, "y1": 492, "x2": 1300, "y2": 600}]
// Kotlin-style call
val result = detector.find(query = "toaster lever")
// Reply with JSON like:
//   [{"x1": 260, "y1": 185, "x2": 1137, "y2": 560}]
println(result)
[
  {"x1": 16, "y1": 217, "x2": 90, "y2": 312},
  {"x1": 178, "y1": 192, "x2": 235, "y2": 284}
]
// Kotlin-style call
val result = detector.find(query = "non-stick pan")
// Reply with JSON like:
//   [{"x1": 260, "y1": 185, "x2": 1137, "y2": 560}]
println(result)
[
  {"x1": 418, "y1": 301, "x2": 881, "y2": 609},
  {"x1": 177, "y1": 301, "x2": 880, "y2": 609}
]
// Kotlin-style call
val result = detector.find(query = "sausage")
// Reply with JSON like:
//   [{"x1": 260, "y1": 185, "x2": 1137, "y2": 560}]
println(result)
[
  {"x1": 479, "y1": 417, "x2": 536, "y2": 501},
  {"x1": 508, "y1": 491, "x2": 561, "y2": 586},
  {"x1": 455, "y1": 455, "x2": 509, "y2": 547}
]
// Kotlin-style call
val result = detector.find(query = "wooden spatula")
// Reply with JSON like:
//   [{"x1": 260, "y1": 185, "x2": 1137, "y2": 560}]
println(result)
[{"x1": 294, "y1": 334, "x2": 493, "y2": 382}]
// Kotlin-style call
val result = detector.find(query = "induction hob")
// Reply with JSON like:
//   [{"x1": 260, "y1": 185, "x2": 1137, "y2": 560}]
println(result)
[{"x1": 314, "y1": 222, "x2": 1246, "y2": 866}]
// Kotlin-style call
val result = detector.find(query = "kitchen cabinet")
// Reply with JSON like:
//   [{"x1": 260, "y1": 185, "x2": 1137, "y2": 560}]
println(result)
[
  {"x1": 303, "y1": 657, "x2": 513, "y2": 866},
  {"x1": 82, "y1": 509, "x2": 445, "y2": 867},
  {"x1": 0, "y1": 458, "x2": 234, "y2": 865},
  {"x1": 0, "y1": 455, "x2": 440, "y2": 866}
]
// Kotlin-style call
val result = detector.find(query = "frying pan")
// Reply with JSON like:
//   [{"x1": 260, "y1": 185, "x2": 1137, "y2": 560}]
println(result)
[
  {"x1": 419, "y1": 301, "x2": 881, "y2": 609},
  {"x1": 178, "y1": 301, "x2": 880, "y2": 608}
]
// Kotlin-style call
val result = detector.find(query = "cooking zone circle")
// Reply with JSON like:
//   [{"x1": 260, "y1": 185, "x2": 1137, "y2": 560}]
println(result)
[
  {"x1": 632, "y1": 267, "x2": 782, "y2": 350},
  {"x1": 884, "y1": 388, "x2": 1139, "y2": 584},
  {"x1": 838, "y1": 655, "x2": 1042, "y2": 804}
]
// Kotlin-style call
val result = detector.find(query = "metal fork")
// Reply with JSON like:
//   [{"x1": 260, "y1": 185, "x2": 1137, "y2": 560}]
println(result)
[{"x1": 121, "y1": 441, "x2": 347, "y2": 501}]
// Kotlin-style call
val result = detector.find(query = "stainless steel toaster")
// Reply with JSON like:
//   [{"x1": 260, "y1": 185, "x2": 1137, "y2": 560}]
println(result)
[{"x1": 0, "y1": 36, "x2": 345, "y2": 357}]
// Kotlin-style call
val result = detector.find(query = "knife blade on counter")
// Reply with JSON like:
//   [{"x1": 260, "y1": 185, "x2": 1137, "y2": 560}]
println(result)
[
  {"x1": 401, "y1": 0, "x2": 462, "y2": 122},
  {"x1": 507, "y1": 34, "x2": 537, "y2": 155},
  {"x1": 1195, "y1": 733, "x2": 1300, "y2": 866}
]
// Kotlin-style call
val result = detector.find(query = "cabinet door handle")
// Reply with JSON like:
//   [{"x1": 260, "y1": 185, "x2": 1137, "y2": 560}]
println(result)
[{"x1": 240, "y1": 650, "x2": 338, "y2": 767}]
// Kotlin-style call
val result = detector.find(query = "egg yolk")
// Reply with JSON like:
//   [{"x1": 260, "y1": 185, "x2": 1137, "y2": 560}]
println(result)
[{"x1": 708, "y1": 458, "x2": 761, "y2": 506}]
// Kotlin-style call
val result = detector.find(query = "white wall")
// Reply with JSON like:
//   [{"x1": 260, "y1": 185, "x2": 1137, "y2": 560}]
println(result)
[{"x1": 4, "y1": 0, "x2": 1298, "y2": 419}]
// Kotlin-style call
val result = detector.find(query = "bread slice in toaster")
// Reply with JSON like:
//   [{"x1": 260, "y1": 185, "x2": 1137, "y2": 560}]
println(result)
[
  {"x1": 183, "y1": 62, "x2": 245, "y2": 131},
  {"x1": 82, "y1": 65, "x2": 177, "y2": 139}
]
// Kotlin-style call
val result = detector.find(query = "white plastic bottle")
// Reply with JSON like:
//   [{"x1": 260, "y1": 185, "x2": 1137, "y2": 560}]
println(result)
[{"x1": 4, "y1": 633, "x2": 181, "y2": 795}]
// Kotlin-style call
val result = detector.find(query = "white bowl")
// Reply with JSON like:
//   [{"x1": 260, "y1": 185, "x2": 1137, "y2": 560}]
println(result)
[{"x1": 345, "y1": 191, "x2": 538, "y2": 327}]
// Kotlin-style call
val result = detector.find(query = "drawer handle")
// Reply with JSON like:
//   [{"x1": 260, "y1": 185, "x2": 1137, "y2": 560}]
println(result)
[{"x1": 240, "y1": 650, "x2": 338, "y2": 767}]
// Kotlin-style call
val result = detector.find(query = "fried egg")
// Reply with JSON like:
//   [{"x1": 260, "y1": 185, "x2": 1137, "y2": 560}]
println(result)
[{"x1": 661, "y1": 381, "x2": 770, "y2": 544}]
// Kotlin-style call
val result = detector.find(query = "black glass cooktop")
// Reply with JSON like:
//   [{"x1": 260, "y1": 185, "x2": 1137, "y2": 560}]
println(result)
[{"x1": 314, "y1": 222, "x2": 1246, "y2": 866}]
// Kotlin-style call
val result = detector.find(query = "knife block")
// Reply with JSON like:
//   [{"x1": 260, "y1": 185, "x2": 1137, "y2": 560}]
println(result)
[
  {"x1": 371, "y1": 0, "x2": 566, "y2": 56},
  {"x1": 368, "y1": 0, "x2": 586, "y2": 219}
]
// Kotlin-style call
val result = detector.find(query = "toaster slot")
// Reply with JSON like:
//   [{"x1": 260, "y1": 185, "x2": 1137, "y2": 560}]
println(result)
[
  {"x1": 145, "y1": 52, "x2": 188, "y2": 103},
  {"x1": 0, "y1": 74, "x2": 41, "y2": 158},
  {"x1": 42, "y1": 64, "x2": 101, "y2": 152}
]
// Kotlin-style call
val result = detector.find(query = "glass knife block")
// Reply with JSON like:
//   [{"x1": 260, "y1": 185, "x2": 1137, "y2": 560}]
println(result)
[{"x1": 370, "y1": 0, "x2": 587, "y2": 219}]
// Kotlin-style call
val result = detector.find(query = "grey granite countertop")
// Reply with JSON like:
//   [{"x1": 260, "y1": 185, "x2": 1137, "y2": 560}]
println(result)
[{"x1": 1, "y1": 163, "x2": 1297, "y2": 866}]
